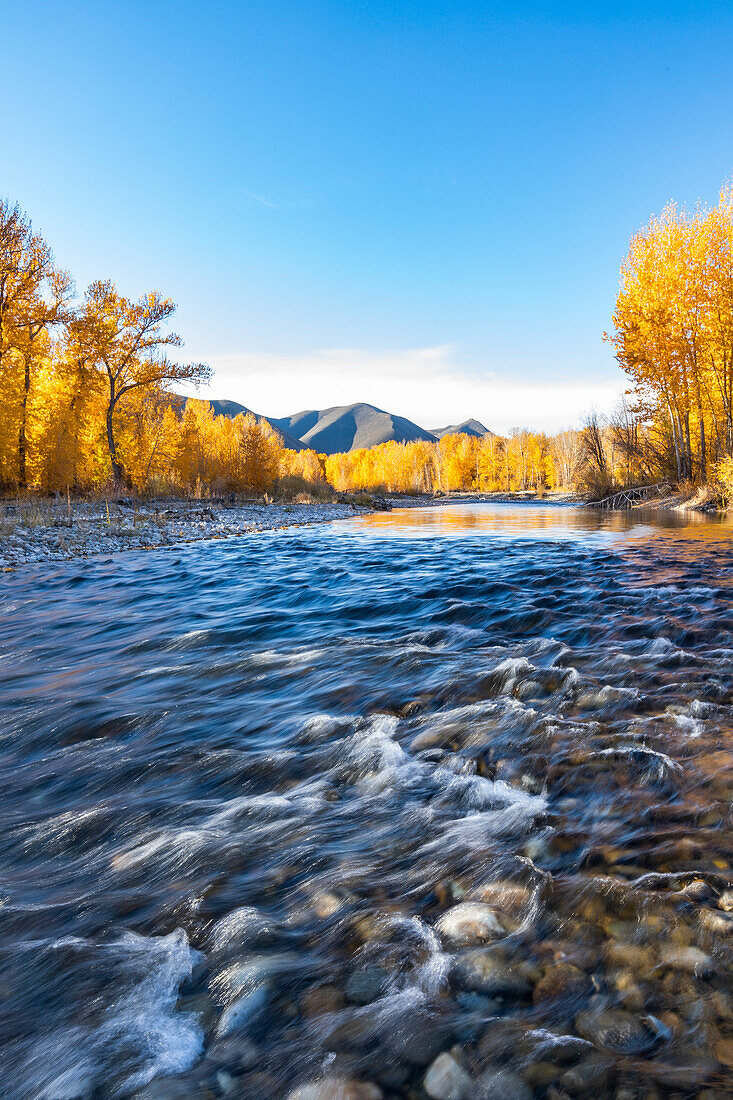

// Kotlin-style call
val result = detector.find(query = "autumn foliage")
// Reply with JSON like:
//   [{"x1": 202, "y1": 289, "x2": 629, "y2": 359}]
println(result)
[
  {"x1": 11, "y1": 184, "x2": 733, "y2": 503},
  {"x1": 607, "y1": 183, "x2": 733, "y2": 487}
]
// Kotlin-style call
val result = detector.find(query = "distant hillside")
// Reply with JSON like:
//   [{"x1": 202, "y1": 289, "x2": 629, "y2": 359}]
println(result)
[
  {"x1": 273, "y1": 402, "x2": 435, "y2": 455},
  {"x1": 269, "y1": 410, "x2": 321, "y2": 440},
  {"x1": 430, "y1": 418, "x2": 494, "y2": 439},
  {"x1": 173, "y1": 394, "x2": 493, "y2": 453}
]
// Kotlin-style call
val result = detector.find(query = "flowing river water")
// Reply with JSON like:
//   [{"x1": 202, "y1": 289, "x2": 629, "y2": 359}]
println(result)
[{"x1": 3, "y1": 502, "x2": 733, "y2": 1100}]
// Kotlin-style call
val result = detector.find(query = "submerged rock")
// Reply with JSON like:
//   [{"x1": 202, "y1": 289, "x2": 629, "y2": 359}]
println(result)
[
  {"x1": 533, "y1": 963, "x2": 590, "y2": 1005},
  {"x1": 473, "y1": 1067, "x2": 533, "y2": 1100},
  {"x1": 574, "y1": 1008, "x2": 661, "y2": 1054},
  {"x1": 423, "y1": 1053, "x2": 472, "y2": 1100},
  {"x1": 344, "y1": 964, "x2": 391, "y2": 1005},
  {"x1": 659, "y1": 944, "x2": 711, "y2": 974},
  {"x1": 452, "y1": 948, "x2": 533, "y2": 996},
  {"x1": 718, "y1": 890, "x2": 733, "y2": 912},
  {"x1": 286, "y1": 1078, "x2": 383, "y2": 1100},
  {"x1": 436, "y1": 902, "x2": 512, "y2": 945}
]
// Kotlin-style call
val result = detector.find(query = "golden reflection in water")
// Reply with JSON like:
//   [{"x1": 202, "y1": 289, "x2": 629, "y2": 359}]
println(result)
[{"x1": 349, "y1": 502, "x2": 733, "y2": 541}]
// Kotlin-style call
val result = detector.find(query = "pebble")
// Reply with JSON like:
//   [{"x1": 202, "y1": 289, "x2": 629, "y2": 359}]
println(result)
[
  {"x1": 575, "y1": 1008, "x2": 659, "y2": 1054},
  {"x1": 0, "y1": 500, "x2": 363, "y2": 569},
  {"x1": 286, "y1": 1078, "x2": 383, "y2": 1100},
  {"x1": 423, "y1": 1053, "x2": 472, "y2": 1100},
  {"x1": 659, "y1": 945, "x2": 711, "y2": 974},
  {"x1": 436, "y1": 902, "x2": 512, "y2": 945},
  {"x1": 344, "y1": 964, "x2": 390, "y2": 1004},
  {"x1": 300, "y1": 985, "x2": 346, "y2": 1016},
  {"x1": 452, "y1": 948, "x2": 533, "y2": 996},
  {"x1": 715, "y1": 1037, "x2": 733, "y2": 1066},
  {"x1": 533, "y1": 963, "x2": 590, "y2": 1005},
  {"x1": 473, "y1": 1067, "x2": 533, "y2": 1100}
]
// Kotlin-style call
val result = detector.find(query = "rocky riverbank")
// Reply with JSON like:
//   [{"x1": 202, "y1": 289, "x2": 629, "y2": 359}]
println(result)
[{"x1": 0, "y1": 498, "x2": 370, "y2": 569}]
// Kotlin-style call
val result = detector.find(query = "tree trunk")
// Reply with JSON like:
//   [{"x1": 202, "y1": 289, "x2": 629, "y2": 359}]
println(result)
[
  {"x1": 18, "y1": 351, "x2": 30, "y2": 490},
  {"x1": 106, "y1": 402, "x2": 123, "y2": 484}
]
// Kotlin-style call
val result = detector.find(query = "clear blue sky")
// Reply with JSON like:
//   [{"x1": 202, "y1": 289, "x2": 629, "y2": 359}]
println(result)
[{"x1": 3, "y1": 1, "x2": 733, "y2": 430}]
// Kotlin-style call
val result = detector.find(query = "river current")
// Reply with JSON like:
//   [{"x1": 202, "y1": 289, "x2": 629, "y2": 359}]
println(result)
[{"x1": 3, "y1": 502, "x2": 733, "y2": 1099}]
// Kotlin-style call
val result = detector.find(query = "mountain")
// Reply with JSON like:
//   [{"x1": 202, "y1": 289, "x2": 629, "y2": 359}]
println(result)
[
  {"x1": 272, "y1": 402, "x2": 435, "y2": 455},
  {"x1": 430, "y1": 418, "x2": 494, "y2": 439},
  {"x1": 173, "y1": 394, "x2": 493, "y2": 453}
]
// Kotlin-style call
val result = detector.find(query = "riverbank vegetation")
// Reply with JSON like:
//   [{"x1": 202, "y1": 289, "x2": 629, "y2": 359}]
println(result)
[
  {"x1": 0, "y1": 197, "x2": 583, "y2": 500},
  {"x1": 599, "y1": 182, "x2": 733, "y2": 500},
  {"x1": 3, "y1": 186, "x2": 733, "y2": 506}
]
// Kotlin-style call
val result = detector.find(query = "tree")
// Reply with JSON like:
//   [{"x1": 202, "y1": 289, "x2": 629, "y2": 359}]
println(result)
[
  {"x1": 0, "y1": 200, "x2": 72, "y2": 487},
  {"x1": 68, "y1": 280, "x2": 211, "y2": 483}
]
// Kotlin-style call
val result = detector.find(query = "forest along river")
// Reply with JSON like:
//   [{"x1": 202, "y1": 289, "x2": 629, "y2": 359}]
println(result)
[{"x1": 4, "y1": 502, "x2": 733, "y2": 1100}]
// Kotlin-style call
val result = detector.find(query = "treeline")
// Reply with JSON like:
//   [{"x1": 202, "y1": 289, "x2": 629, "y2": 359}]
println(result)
[
  {"x1": 604, "y1": 183, "x2": 733, "y2": 491},
  {"x1": 0, "y1": 195, "x2": 590, "y2": 499},
  {"x1": 325, "y1": 430, "x2": 583, "y2": 494},
  {"x1": 12, "y1": 184, "x2": 733, "y2": 503}
]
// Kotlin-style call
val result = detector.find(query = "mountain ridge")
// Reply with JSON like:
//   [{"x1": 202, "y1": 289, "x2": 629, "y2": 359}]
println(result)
[{"x1": 172, "y1": 396, "x2": 492, "y2": 454}]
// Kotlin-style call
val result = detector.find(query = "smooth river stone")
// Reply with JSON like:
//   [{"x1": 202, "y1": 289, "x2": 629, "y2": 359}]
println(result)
[
  {"x1": 436, "y1": 902, "x2": 511, "y2": 944},
  {"x1": 286, "y1": 1077, "x2": 383, "y2": 1100},
  {"x1": 423, "y1": 1053, "x2": 472, "y2": 1100}
]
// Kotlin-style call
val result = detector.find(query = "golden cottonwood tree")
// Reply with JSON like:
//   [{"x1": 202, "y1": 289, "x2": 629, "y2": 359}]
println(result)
[
  {"x1": 609, "y1": 185, "x2": 733, "y2": 483},
  {"x1": 0, "y1": 200, "x2": 72, "y2": 487},
  {"x1": 68, "y1": 280, "x2": 211, "y2": 483}
]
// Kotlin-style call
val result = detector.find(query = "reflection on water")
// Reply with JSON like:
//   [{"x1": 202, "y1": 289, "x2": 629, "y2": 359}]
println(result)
[
  {"x1": 2, "y1": 503, "x2": 733, "y2": 1098},
  {"x1": 353, "y1": 501, "x2": 733, "y2": 539}
]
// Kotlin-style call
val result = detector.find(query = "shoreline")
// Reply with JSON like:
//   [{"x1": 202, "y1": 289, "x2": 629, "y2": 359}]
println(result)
[
  {"x1": 1, "y1": 488, "x2": 726, "y2": 571},
  {"x1": 0, "y1": 498, "x2": 372, "y2": 571}
]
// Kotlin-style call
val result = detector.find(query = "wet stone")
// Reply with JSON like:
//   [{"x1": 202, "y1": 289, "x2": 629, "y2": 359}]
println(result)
[
  {"x1": 659, "y1": 945, "x2": 711, "y2": 974},
  {"x1": 286, "y1": 1078, "x2": 383, "y2": 1100},
  {"x1": 344, "y1": 964, "x2": 391, "y2": 1005},
  {"x1": 522, "y1": 1061, "x2": 563, "y2": 1088},
  {"x1": 452, "y1": 949, "x2": 533, "y2": 997},
  {"x1": 575, "y1": 1008, "x2": 661, "y2": 1055},
  {"x1": 473, "y1": 1067, "x2": 533, "y2": 1100},
  {"x1": 423, "y1": 1053, "x2": 472, "y2": 1100},
  {"x1": 533, "y1": 963, "x2": 591, "y2": 1005},
  {"x1": 300, "y1": 985, "x2": 346, "y2": 1016},
  {"x1": 436, "y1": 902, "x2": 513, "y2": 945}
]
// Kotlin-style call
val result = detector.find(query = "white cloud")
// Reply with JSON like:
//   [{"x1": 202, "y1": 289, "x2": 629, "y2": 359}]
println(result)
[{"x1": 186, "y1": 345, "x2": 624, "y2": 434}]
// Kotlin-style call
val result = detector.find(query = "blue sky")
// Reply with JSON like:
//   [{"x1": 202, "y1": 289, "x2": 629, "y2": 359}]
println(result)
[{"x1": 3, "y1": 1, "x2": 733, "y2": 430}]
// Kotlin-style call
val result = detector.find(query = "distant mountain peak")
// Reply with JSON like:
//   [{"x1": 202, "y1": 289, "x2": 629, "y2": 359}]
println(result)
[
  {"x1": 271, "y1": 401, "x2": 435, "y2": 454},
  {"x1": 430, "y1": 418, "x2": 494, "y2": 440}
]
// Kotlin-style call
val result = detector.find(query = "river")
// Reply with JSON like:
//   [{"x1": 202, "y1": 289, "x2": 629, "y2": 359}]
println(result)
[{"x1": 2, "y1": 502, "x2": 733, "y2": 1099}]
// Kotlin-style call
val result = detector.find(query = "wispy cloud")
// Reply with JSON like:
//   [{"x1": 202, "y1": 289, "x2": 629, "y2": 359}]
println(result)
[
  {"x1": 241, "y1": 189, "x2": 279, "y2": 209},
  {"x1": 192, "y1": 345, "x2": 624, "y2": 434}
]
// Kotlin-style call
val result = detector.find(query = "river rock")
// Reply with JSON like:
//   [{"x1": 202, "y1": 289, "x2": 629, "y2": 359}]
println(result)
[
  {"x1": 217, "y1": 985, "x2": 269, "y2": 1037},
  {"x1": 286, "y1": 1078, "x2": 383, "y2": 1100},
  {"x1": 208, "y1": 905, "x2": 277, "y2": 953},
  {"x1": 533, "y1": 963, "x2": 590, "y2": 1005},
  {"x1": 715, "y1": 1037, "x2": 733, "y2": 1066},
  {"x1": 575, "y1": 1008, "x2": 659, "y2": 1054},
  {"x1": 452, "y1": 948, "x2": 533, "y2": 996},
  {"x1": 423, "y1": 1053, "x2": 472, "y2": 1100},
  {"x1": 436, "y1": 903, "x2": 511, "y2": 945},
  {"x1": 300, "y1": 985, "x2": 346, "y2": 1016},
  {"x1": 558, "y1": 1055, "x2": 613, "y2": 1095},
  {"x1": 718, "y1": 890, "x2": 733, "y2": 912},
  {"x1": 603, "y1": 941, "x2": 655, "y2": 970},
  {"x1": 385, "y1": 1014, "x2": 451, "y2": 1065},
  {"x1": 474, "y1": 881, "x2": 534, "y2": 918},
  {"x1": 344, "y1": 964, "x2": 391, "y2": 1005},
  {"x1": 659, "y1": 944, "x2": 711, "y2": 974},
  {"x1": 473, "y1": 1067, "x2": 533, "y2": 1100},
  {"x1": 522, "y1": 1061, "x2": 562, "y2": 1088}
]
